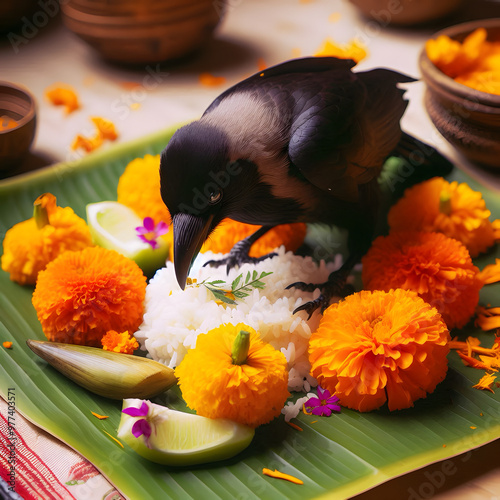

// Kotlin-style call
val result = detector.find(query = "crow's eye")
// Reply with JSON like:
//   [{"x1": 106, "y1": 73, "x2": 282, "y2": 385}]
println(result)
[{"x1": 208, "y1": 189, "x2": 222, "y2": 205}]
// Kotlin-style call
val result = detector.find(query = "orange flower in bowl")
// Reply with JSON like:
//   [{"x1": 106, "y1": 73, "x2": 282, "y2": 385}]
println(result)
[
  {"x1": 309, "y1": 289, "x2": 450, "y2": 412},
  {"x1": 362, "y1": 231, "x2": 482, "y2": 329}
]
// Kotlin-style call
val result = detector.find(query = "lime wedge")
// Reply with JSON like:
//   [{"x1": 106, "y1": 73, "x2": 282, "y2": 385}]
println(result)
[
  {"x1": 117, "y1": 399, "x2": 255, "y2": 466},
  {"x1": 86, "y1": 201, "x2": 169, "y2": 276}
]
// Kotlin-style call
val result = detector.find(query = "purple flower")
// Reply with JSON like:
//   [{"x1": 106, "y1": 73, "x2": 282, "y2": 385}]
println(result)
[
  {"x1": 305, "y1": 386, "x2": 341, "y2": 417},
  {"x1": 135, "y1": 217, "x2": 169, "y2": 250},
  {"x1": 122, "y1": 401, "x2": 152, "y2": 444}
]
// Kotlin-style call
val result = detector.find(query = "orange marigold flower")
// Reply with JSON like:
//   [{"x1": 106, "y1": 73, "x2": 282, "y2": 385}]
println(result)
[
  {"x1": 45, "y1": 83, "x2": 80, "y2": 113},
  {"x1": 117, "y1": 155, "x2": 171, "y2": 226},
  {"x1": 362, "y1": 231, "x2": 482, "y2": 329},
  {"x1": 3, "y1": 341, "x2": 13, "y2": 349},
  {"x1": 32, "y1": 247, "x2": 146, "y2": 347},
  {"x1": 101, "y1": 330, "x2": 139, "y2": 354},
  {"x1": 388, "y1": 177, "x2": 498, "y2": 257},
  {"x1": 314, "y1": 37, "x2": 368, "y2": 63},
  {"x1": 202, "y1": 219, "x2": 307, "y2": 257},
  {"x1": 426, "y1": 28, "x2": 500, "y2": 95},
  {"x1": 475, "y1": 306, "x2": 500, "y2": 331},
  {"x1": 176, "y1": 323, "x2": 290, "y2": 428},
  {"x1": 309, "y1": 289, "x2": 450, "y2": 412},
  {"x1": 1, "y1": 193, "x2": 93, "y2": 285}
]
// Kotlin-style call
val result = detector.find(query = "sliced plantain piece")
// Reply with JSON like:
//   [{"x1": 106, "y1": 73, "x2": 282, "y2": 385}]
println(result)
[{"x1": 27, "y1": 340, "x2": 177, "y2": 400}]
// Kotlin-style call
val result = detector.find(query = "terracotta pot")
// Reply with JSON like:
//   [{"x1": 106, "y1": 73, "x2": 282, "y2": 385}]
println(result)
[
  {"x1": 419, "y1": 19, "x2": 500, "y2": 169},
  {"x1": 60, "y1": 0, "x2": 225, "y2": 64},
  {"x1": 0, "y1": 82, "x2": 37, "y2": 172}
]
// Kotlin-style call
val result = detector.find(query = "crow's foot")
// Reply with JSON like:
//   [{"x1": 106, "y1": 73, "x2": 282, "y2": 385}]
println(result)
[
  {"x1": 287, "y1": 268, "x2": 354, "y2": 319},
  {"x1": 203, "y1": 226, "x2": 277, "y2": 274}
]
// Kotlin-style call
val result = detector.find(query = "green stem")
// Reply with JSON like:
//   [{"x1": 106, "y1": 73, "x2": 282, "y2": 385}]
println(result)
[
  {"x1": 33, "y1": 196, "x2": 50, "y2": 229},
  {"x1": 231, "y1": 330, "x2": 250, "y2": 365},
  {"x1": 439, "y1": 190, "x2": 452, "y2": 215}
]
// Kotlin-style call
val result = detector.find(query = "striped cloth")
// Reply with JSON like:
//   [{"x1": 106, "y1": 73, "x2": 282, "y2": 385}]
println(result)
[{"x1": 0, "y1": 398, "x2": 123, "y2": 500}]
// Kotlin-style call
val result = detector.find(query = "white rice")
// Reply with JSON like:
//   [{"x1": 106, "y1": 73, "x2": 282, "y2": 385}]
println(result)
[{"x1": 135, "y1": 246, "x2": 342, "y2": 392}]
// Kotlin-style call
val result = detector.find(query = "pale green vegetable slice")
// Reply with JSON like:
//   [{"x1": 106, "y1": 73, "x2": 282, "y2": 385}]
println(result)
[
  {"x1": 117, "y1": 399, "x2": 255, "y2": 466},
  {"x1": 86, "y1": 201, "x2": 169, "y2": 276}
]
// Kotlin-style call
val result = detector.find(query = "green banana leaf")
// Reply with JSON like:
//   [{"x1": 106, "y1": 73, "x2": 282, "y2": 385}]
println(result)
[{"x1": 1, "y1": 127, "x2": 499, "y2": 500}]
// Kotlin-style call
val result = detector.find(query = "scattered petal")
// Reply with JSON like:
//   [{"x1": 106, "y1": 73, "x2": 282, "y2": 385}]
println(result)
[{"x1": 262, "y1": 468, "x2": 303, "y2": 485}]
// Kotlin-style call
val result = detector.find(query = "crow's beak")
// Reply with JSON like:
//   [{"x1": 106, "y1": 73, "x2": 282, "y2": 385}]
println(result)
[{"x1": 172, "y1": 213, "x2": 214, "y2": 289}]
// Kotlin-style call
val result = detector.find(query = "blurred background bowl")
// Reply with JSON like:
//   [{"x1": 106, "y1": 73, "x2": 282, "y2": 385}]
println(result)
[
  {"x1": 60, "y1": 0, "x2": 226, "y2": 64},
  {"x1": 0, "y1": 82, "x2": 37, "y2": 172},
  {"x1": 349, "y1": 0, "x2": 464, "y2": 26},
  {"x1": 419, "y1": 18, "x2": 500, "y2": 169},
  {"x1": 0, "y1": 0, "x2": 38, "y2": 33}
]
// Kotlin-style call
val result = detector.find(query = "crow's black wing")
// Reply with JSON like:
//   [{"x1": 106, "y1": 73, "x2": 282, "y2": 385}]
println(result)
[
  {"x1": 202, "y1": 57, "x2": 357, "y2": 116},
  {"x1": 288, "y1": 68, "x2": 416, "y2": 202}
]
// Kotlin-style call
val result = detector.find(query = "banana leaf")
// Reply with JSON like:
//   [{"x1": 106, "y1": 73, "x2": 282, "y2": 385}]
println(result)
[{"x1": 1, "y1": 127, "x2": 499, "y2": 499}]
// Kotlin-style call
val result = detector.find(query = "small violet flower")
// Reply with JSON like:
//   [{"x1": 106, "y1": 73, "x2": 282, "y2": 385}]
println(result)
[
  {"x1": 135, "y1": 217, "x2": 168, "y2": 250},
  {"x1": 304, "y1": 386, "x2": 341, "y2": 417},
  {"x1": 122, "y1": 401, "x2": 152, "y2": 445}
]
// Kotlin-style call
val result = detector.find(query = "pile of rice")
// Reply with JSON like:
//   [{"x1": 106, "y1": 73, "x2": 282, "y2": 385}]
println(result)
[{"x1": 135, "y1": 246, "x2": 343, "y2": 392}]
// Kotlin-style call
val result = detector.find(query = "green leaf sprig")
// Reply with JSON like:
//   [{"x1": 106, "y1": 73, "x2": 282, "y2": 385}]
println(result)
[{"x1": 191, "y1": 271, "x2": 273, "y2": 305}]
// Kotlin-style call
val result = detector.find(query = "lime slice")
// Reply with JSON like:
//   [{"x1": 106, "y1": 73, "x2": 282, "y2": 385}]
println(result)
[
  {"x1": 86, "y1": 201, "x2": 169, "y2": 276},
  {"x1": 117, "y1": 399, "x2": 255, "y2": 466}
]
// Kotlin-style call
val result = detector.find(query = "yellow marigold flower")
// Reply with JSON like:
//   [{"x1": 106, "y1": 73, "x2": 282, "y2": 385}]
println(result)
[
  {"x1": 101, "y1": 330, "x2": 139, "y2": 354},
  {"x1": 45, "y1": 83, "x2": 80, "y2": 113},
  {"x1": 362, "y1": 231, "x2": 483, "y2": 329},
  {"x1": 202, "y1": 219, "x2": 307, "y2": 257},
  {"x1": 314, "y1": 37, "x2": 368, "y2": 63},
  {"x1": 117, "y1": 155, "x2": 171, "y2": 226},
  {"x1": 175, "y1": 323, "x2": 290, "y2": 428},
  {"x1": 32, "y1": 247, "x2": 146, "y2": 347},
  {"x1": 309, "y1": 289, "x2": 450, "y2": 412},
  {"x1": 1, "y1": 193, "x2": 93, "y2": 285},
  {"x1": 388, "y1": 177, "x2": 498, "y2": 257}
]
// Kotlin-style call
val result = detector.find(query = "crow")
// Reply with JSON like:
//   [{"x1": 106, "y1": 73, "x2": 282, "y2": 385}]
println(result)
[{"x1": 160, "y1": 57, "x2": 452, "y2": 316}]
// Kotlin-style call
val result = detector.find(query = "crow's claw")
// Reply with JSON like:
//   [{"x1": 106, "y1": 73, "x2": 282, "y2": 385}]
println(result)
[
  {"x1": 285, "y1": 281, "x2": 325, "y2": 293},
  {"x1": 293, "y1": 295, "x2": 330, "y2": 320},
  {"x1": 203, "y1": 251, "x2": 277, "y2": 272},
  {"x1": 288, "y1": 267, "x2": 355, "y2": 318}
]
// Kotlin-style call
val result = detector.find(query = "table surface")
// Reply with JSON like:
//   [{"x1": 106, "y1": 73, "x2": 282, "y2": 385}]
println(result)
[{"x1": 1, "y1": 0, "x2": 500, "y2": 498}]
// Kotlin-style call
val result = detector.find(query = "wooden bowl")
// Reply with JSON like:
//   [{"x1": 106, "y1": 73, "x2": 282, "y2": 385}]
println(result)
[
  {"x1": 419, "y1": 19, "x2": 500, "y2": 169},
  {"x1": 0, "y1": 82, "x2": 37, "y2": 172},
  {"x1": 0, "y1": 0, "x2": 38, "y2": 33},
  {"x1": 348, "y1": 0, "x2": 463, "y2": 26},
  {"x1": 60, "y1": 0, "x2": 225, "y2": 64}
]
